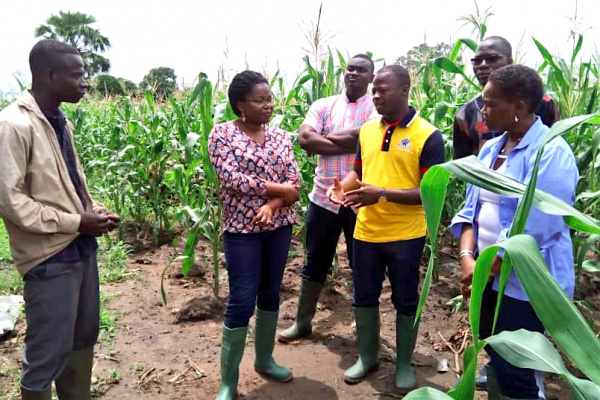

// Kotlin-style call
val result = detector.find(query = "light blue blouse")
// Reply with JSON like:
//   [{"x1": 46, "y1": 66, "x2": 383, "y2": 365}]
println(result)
[{"x1": 451, "y1": 117, "x2": 579, "y2": 301}]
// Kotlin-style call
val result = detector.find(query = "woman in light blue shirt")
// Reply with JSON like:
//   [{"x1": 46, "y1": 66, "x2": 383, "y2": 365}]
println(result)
[{"x1": 451, "y1": 65, "x2": 578, "y2": 399}]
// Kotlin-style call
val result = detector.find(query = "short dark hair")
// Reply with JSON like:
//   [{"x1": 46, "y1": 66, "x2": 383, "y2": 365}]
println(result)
[
  {"x1": 488, "y1": 64, "x2": 544, "y2": 113},
  {"x1": 228, "y1": 70, "x2": 269, "y2": 117},
  {"x1": 377, "y1": 64, "x2": 411, "y2": 86},
  {"x1": 350, "y1": 54, "x2": 375, "y2": 74},
  {"x1": 29, "y1": 39, "x2": 80, "y2": 73},
  {"x1": 481, "y1": 36, "x2": 512, "y2": 58}
]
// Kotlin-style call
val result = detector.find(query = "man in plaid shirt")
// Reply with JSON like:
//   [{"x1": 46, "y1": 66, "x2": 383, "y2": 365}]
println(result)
[{"x1": 278, "y1": 54, "x2": 378, "y2": 342}]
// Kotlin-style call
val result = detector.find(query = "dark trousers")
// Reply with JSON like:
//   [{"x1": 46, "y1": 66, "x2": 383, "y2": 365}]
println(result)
[
  {"x1": 302, "y1": 202, "x2": 356, "y2": 283},
  {"x1": 352, "y1": 237, "x2": 426, "y2": 315},
  {"x1": 481, "y1": 282, "x2": 545, "y2": 399},
  {"x1": 223, "y1": 225, "x2": 293, "y2": 329},
  {"x1": 21, "y1": 253, "x2": 99, "y2": 390}
]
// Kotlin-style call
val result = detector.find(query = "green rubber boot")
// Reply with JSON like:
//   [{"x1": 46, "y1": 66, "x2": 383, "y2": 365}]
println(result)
[
  {"x1": 277, "y1": 279, "x2": 324, "y2": 343},
  {"x1": 216, "y1": 325, "x2": 248, "y2": 400},
  {"x1": 20, "y1": 386, "x2": 52, "y2": 400},
  {"x1": 254, "y1": 308, "x2": 293, "y2": 382},
  {"x1": 486, "y1": 364, "x2": 501, "y2": 400},
  {"x1": 55, "y1": 347, "x2": 94, "y2": 400},
  {"x1": 344, "y1": 306, "x2": 380, "y2": 384},
  {"x1": 395, "y1": 313, "x2": 418, "y2": 393}
]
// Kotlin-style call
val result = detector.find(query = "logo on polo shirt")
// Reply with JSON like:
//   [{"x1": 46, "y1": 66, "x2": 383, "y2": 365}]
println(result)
[{"x1": 397, "y1": 138, "x2": 412, "y2": 151}]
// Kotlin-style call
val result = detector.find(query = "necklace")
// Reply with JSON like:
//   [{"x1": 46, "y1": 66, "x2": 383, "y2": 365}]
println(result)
[{"x1": 500, "y1": 137, "x2": 522, "y2": 154}]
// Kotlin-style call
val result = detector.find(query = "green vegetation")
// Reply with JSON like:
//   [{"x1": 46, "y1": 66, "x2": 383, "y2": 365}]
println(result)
[
  {"x1": 0, "y1": 221, "x2": 20, "y2": 295},
  {"x1": 34, "y1": 11, "x2": 111, "y2": 77},
  {"x1": 94, "y1": 74, "x2": 124, "y2": 97},
  {"x1": 98, "y1": 239, "x2": 135, "y2": 283},
  {"x1": 0, "y1": 8, "x2": 597, "y2": 398},
  {"x1": 140, "y1": 67, "x2": 178, "y2": 99},
  {"x1": 0, "y1": 269, "x2": 22, "y2": 296},
  {"x1": 99, "y1": 291, "x2": 117, "y2": 341},
  {"x1": 0, "y1": 220, "x2": 12, "y2": 264}
]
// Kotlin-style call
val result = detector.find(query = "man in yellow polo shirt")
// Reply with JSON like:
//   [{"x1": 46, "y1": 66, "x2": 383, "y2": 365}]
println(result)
[{"x1": 327, "y1": 65, "x2": 445, "y2": 392}]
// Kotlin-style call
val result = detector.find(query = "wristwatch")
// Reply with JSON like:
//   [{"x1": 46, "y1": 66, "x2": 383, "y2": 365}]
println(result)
[{"x1": 378, "y1": 188, "x2": 387, "y2": 203}]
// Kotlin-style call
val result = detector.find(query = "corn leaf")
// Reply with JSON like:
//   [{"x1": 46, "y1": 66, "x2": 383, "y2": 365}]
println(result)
[
  {"x1": 567, "y1": 376, "x2": 600, "y2": 400},
  {"x1": 433, "y1": 57, "x2": 478, "y2": 88},
  {"x1": 500, "y1": 235, "x2": 600, "y2": 384},
  {"x1": 403, "y1": 387, "x2": 456, "y2": 400},
  {"x1": 486, "y1": 330, "x2": 567, "y2": 374},
  {"x1": 487, "y1": 329, "x2": 600, "y2": 399}
]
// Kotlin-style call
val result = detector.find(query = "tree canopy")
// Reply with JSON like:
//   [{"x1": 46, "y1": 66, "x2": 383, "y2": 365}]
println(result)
[
  {"x1": 140, "y1": 67, "x2": 178, "y2": 99},
  {"x1": 34, "y1": 11, "x2": 111, "y2": 77},
  {"x1": 395, "y1": 42, "x2": 452, "y2": 72}
]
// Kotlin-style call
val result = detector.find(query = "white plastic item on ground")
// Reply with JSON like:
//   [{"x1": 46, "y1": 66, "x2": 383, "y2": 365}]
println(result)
[{"x1": 0, "y1": 295, "x2": 24, "y2": 337}]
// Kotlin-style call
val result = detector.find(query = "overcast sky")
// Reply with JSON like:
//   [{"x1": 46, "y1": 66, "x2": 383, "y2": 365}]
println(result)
[{"x1": 1, "y1": 0, "x2": 599, "y2": 94}]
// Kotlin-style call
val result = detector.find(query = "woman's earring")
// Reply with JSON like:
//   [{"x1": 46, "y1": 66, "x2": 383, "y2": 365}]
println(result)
[
  {"x1": 242, "y1": 113, "x2": 247, "y2": 123},
  {"x1": 514, "y1": 115, "x2": 519, "y2": 123}
]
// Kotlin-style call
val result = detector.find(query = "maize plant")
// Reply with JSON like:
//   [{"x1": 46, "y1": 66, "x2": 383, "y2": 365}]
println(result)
[{"x1": 408, "y1": 114, "x2": 600, "y2": 399}]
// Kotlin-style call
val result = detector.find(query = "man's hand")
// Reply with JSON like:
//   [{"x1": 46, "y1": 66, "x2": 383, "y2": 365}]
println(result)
[
  {"x1": 460, "y1": 255, "x2": 476, "y2": 300},
  {"x1": 344, "y1": 180, "x2": 380, "y2": 208},
  {"x1": 253, "y1": 203, "x2": 274, "y2": 227},
  {"x1": 326, "y1": 177, "x2": 345, "y2": 204},
  {"x1": 94, "y1": 207, "x2": 121, "y2": 223},
  {"x1": 79, "y1": 213, "x2": 118, "y2": 237}
]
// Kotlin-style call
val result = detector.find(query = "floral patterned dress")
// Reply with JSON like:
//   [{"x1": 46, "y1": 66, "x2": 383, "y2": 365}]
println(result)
[{"x1": 208, "y1": 121, "x2": 299, "y2": 234}]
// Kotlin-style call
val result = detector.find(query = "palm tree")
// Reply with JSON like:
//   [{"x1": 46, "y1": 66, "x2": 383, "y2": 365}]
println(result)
[{"x1": 34, "y1": 11, "x2": 111, "y2": 77}]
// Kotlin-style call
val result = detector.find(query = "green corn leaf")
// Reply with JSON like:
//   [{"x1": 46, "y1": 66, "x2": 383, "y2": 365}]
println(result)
[
  {"x1": 480, "y1": 24, "x2": 487, "y2": 41},
  {"x1": 468, "y1": 245, "x2": 496, "y2": 340},
  {"x1": 487, "y1": 330, "x2": 600, "y2": 399},
  {"x1": 441, "y1": 158, "x2": 600, "y2": 235},
  {"x1": 577, "y1": 128, "x2": 600, "y2": 172},
  {"x1": 419, "y1": 114, "x2": 600, "y2": 397},
  {"x1": 576, "y1": 235, "x2": 600, "y2": 273},
  {"x1": 533, "y1": 37, "x2": 568, "y2": 91},
  {"x1": 501, "y1": 235, "x2": 600, "y2": 384},
  {"x1": 434, "y1": 102, "x2": 449, "y2": 126},
  {"x1": 493, "y1": 114, "x2": 598, "y2": 333},
  {"x1": 572, "y1": 34, "x2": 584, "y2": 65},
  {"x1": 486, "y1": 330, "x2": 567, "y2": 374},
  {"x1": 510, "y1": 114, "x2": 598, "y2": 237},
  {"x1": 144, "y1": 89, "x2": 154, "y2": 111},
  {"x1": 449, "y1": 38, "x2": 477, "y2": 63},
  {"x1": 184, "y1": 133, "x2": 201, "y2": 162},
  {"x1": 414, "y1": 247, "x2": 436, "y2": 326},
  {"x1": 403, "y1": 387, "x2": 456, "y2": 400},
  {"x1": 460, "y1": 38, "x2": 478, "y2": 52},
  {"x1": 447, "y1": 344, "x2": 480, "y2": 400},
  {"x1": 582, "y1": 260, "x2": 600, "y2": 273},
  {"x1": 433, "y1": 57, "x2": 478, "y2": 88},
  {"x1": 567, "y1": 375, "x2": 600, "y2": 400}
]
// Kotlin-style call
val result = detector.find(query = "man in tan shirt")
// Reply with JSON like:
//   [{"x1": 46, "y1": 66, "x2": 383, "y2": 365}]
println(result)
[{"x1": 0, "y1": 39, "x2": 119, "y2": 400}]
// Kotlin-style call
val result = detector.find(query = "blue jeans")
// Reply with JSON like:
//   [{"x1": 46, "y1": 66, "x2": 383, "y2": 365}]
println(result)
[
  {"x1": 302, "y1": 202, "x2": 356, "y2": 283},
  {"x1": 481, "y1": 282, "x2": 545, "y2": 399},
  {"x1": 223, "y1": 225, "x2": 293, "y2": 328},
  {"x1": 352, "y1": 237, "x2": 426, "y2": 315}
]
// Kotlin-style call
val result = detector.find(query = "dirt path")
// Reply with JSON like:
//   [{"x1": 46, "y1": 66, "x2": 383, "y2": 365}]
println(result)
[{"x1": 89, "y1": 238, "x2": 573, "y2": 400}]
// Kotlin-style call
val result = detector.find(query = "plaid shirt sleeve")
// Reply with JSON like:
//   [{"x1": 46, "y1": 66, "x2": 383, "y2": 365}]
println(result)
[{"x1": 301, "y1": 98, "x2": 326, "y2": 133}]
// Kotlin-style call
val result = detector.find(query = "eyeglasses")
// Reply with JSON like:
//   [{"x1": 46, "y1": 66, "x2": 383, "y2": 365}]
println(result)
[{"x1": 470, "y1": 55, "x2": 506, "y2": 66}]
